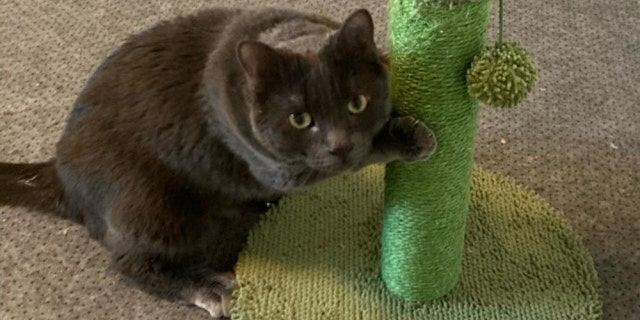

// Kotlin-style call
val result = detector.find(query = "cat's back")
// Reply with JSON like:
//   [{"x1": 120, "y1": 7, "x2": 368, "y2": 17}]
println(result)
[
  {"x1": 56, "y1": 8, "x2": 341, "y2": 188},
  {"x1": 55, "y1": 8, "x2": 245, "y2": 168},
  {"x1": 60, "y1": 7, "x2": 337, "y2": 140},
  {"x1": 68, "y1": 8, "x2": 240, "y2": 125}
]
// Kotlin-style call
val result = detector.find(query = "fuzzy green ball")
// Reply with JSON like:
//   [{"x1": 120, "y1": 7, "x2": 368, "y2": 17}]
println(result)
[{"x1": 467, "y1": 42, "x2": 537, "y2": 108}]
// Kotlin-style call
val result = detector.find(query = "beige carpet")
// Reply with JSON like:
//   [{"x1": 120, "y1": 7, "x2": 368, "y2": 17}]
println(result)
[{"x1": 0, "y1": 0, "x2": 637, "y2": 319}]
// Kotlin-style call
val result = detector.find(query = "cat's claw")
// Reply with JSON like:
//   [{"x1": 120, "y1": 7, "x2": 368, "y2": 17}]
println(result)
[
  {"x1": 193, "y1": 272, "x2": 237, "y2": 319},
  {"x1": 389, "y1": 116, "x2": 437, "y2": 162}
]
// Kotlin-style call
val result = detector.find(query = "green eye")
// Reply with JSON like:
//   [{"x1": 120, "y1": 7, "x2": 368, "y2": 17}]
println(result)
[
  {"x1": 288, "y1": 112, "x2": 313, "y2": 129},
  {"x1": 348, "y1": 95, "x2": 368, "y2": 114}
]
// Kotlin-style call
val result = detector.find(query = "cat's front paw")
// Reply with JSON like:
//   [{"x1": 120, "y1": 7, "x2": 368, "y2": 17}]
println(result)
[
  {"x1": 389, "y1": 116, "x2": 437, "y2": 162},
  {"x1": 192, "y1": 272, "x2": 237, "y2": 319}
]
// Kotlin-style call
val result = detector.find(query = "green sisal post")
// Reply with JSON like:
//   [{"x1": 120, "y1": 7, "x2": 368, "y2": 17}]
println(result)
[{"x1": 382, "y1": 0, "x2": 492, "y2": 301}]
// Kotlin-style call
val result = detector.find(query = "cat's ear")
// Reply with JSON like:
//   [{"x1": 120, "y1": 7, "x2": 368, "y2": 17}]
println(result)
[
  {"x1": 237, "y1": 40, "x2": 282, "y2": 92},
  {"x1": 335, "y1": 9, "x2": 376, "y2": 60}
]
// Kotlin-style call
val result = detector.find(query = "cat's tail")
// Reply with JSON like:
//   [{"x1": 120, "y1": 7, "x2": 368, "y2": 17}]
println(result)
[{"x1": 0, "y1": 160, "x2": 66, "y2": 216}]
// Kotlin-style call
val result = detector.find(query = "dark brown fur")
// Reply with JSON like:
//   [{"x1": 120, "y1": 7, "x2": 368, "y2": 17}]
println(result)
[{"x1": 0, "y1": 7, "x2": 436, "y2": 318}]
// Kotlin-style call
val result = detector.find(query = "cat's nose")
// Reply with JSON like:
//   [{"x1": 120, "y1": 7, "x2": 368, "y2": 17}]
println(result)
[
  {"x1": 329, "y1": 143, "x2": 354, "y2": 162},
  {"x1": 327, "y1": 129, "x2": 353, "y2": 162}
]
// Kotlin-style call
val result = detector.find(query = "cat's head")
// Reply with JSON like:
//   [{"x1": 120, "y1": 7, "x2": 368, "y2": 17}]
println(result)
[{"x1": 236, "y1": 9, "x2": 391, "y2": 172}]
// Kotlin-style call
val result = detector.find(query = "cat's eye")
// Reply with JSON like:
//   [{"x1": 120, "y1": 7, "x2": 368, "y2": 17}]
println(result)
[
  {"x1": 348, "y1": 95, "x2": 368, "y2": 114},
  {"x1": 289, "y1": 112, "x2": 313, "y2": 129}
]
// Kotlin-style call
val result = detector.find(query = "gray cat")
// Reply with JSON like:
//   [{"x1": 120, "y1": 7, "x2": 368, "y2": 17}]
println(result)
[{"x1": 0, "y1": 7, "x2": 436, "y2": 318}]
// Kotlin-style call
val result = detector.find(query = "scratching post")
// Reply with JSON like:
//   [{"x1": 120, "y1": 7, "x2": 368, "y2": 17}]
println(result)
[{"x1": 382, "y1": 0, "x2": 492, "y2": 301}]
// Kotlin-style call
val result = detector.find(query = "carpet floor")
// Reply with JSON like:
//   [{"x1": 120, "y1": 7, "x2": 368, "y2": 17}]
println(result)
[{"x1": 1, "y1": 0, "x2": 637, "y2": 319}]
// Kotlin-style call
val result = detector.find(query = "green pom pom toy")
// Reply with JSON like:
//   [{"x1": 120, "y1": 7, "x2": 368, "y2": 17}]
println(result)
[
  {"x1": 467, "y1": 41, "x2": 537, "y2": 108},
  {"x1": 467, "y1": 0, "x2": 537, "y2": 108}
]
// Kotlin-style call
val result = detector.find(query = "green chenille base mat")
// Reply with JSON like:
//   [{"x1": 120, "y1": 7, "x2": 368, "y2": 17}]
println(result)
[{"x1": 232, "y1": 165, "x2": 601, "y2": 320}]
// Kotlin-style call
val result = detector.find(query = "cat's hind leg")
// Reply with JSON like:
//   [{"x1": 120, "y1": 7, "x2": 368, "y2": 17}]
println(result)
[
  {"x1": 102, "y1": 171, "x2": 243, "y2": 318},
  {"x1": 111, "y1": 246, "x2": 236, "y2": 319},
  {"x1": 192, "y1": 272, "x2": 237, "y2": 318}
]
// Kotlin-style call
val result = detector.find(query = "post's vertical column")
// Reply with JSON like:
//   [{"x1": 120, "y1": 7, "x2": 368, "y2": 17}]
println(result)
[{"x1": 382, "y1": 0, "x2": 492, "y2": 301}]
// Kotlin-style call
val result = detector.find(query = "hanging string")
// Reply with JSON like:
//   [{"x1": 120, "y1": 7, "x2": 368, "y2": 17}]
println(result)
[{"x1": 498, "y1": 0, "x2": 504, "y2": 44}]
